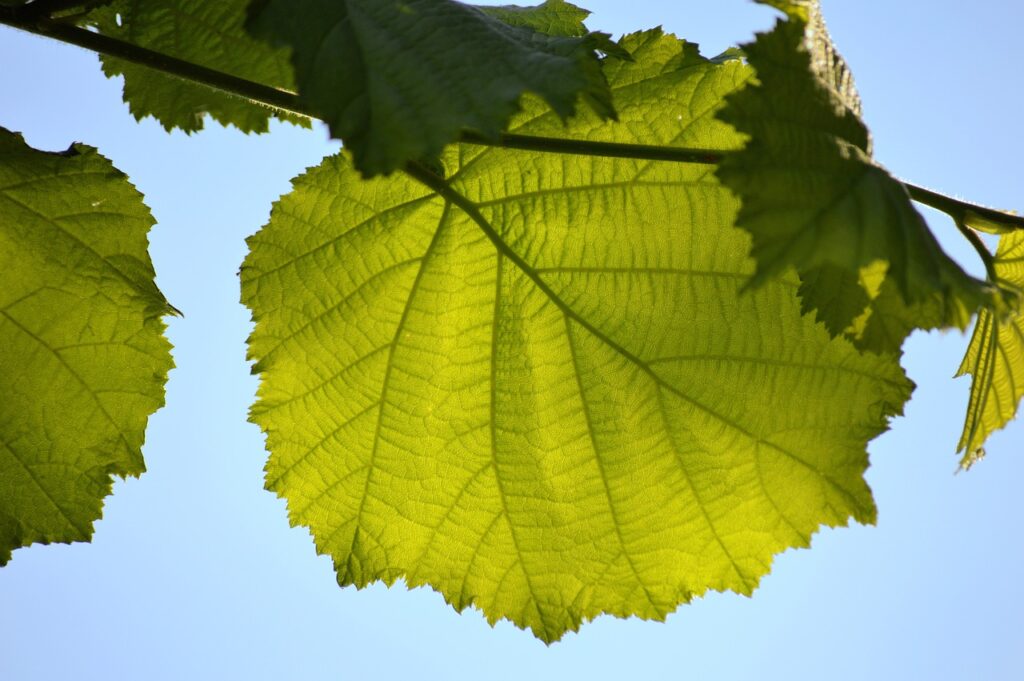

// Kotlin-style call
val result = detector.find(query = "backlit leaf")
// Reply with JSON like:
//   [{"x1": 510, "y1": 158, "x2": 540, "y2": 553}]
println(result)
[
  {"x1": 956, "y1": 231, "x2": 1024, "y2": 464},
  {"x1": 242, "y1": 32, "x2": 911, "y2": 642},
  {"x1": 0, "y1": 127, "x2": 173, "y2": 565},
  {"x1": 90, "y1": 0, "x2": 305, "y2": 133}
]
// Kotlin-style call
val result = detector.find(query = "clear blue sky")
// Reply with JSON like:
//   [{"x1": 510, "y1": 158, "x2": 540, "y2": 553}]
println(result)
[{"x1": 1, "y1": 2, "x2": 1022, "y2": 679}]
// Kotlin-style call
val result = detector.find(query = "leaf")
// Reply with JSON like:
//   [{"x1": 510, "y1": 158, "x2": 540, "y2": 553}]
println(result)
[
  {"x1": 246, "y1": 0, "x2": 618, "y2": 176},
  {"x1": 476, "y1": 0, "x2": 589, "y2": 37},
  {"x1": 0, "y1": 127, "x2": 173, "y2": 565},
  {"x1": 716, "y1": 1, "x2": 993, "y2": 348},
  {"x1": 89, "y1": 0, "x2": 306, "y2": 133},
  {"x1": 242, "y1": 31, "x2": 912, "y2": 642},
  {"x1": 956, "y1": 231, "x2": 1024, "y2": 464},
  {"x1": 757, "y1": 0, "x2": 863, "y2": 118},
  {"x1": 800, "y1": 261, "x2": 956, "y2": 356},
  {"x1": 796, "y1": 265, "x2": 871, "y2": 338},
  {"x1": 849, "y1": 275, "x2": 950, "y2": 356}
]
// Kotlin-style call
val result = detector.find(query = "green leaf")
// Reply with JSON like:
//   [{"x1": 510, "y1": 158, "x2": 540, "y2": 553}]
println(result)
[
  {"x1": 796, "y1": 265, "x2": 871, "y2": 338},
  {"x1": 716, "y1": 2, "x2": 993, "y2": 348},
  {"x1": 956, "y1": 231, "x2": 1024, "y2": 465},
  {"x1": 0, "y1": 127, "x2": 173, "y2": 565},
  {"x1": 757, "y1": 0, "x2": 864, "y2": 118},
  {"x1": 90, "y1": 0, "x2": 305, "y2": 133},
  {"x1": 800, "y1": 261, "x2": 955, "y2": 355},
  {"x1": 242, "y1": 31, "x2": 911, "y2": 642},
  {"x1": 476, "y1": 0, "x2": 588, "y2": 36},
  {"x1": 246, "y1": 0, "x2": 618, "y2": 176},
  {"x1": 849, "y1": 276, "x2": 950, "y2": 356}
]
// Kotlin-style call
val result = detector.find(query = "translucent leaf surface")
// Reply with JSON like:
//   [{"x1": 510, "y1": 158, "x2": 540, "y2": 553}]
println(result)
[
  {"x1": 247, "y1": 0, "x2": 617, "y2": 176},
  {"x1": 0, "y1": 127, "x2": 173, "y2": 565},
  {"x1": 957, "y1": 231, "x2": 1024, "y2": 463},
  {"x1": 242, "y1": 31, "x2": 912, "y2": 642},
  {"x1": 90, "y1": 0, "x2": 305, "y2": 133},
  {"x1": 717, "y1": 2, "x2": 993, "y2": 346}
]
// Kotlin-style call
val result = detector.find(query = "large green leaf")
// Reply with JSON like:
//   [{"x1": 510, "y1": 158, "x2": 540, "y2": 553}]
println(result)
[
  {"x1": 956, "y1": 231, "x2": 1024, "y2": 466},
  {"x1": 242, "y1": 32, "x2": 912, "y2": 642},
  {"x1": 717, "y1": 1, "x2": 994, "y2": 351},
  {"x1": 90, "y1": 0, "x2": 305, "y2": 133},
  {"x1": 247, "y1": 0, "x2": 618, "y2": 176},
  {"x1": 0, "y1": 127, "x2": 173, "y2": 565}
]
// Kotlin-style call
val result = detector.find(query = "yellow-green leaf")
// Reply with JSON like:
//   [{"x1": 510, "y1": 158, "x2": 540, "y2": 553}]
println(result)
[
  {"x1": 956, "y1": 231, "x2": 1024, "y2": 465},
  {"x1": 0, "y1": 127, "x2": 173, "y2": 565},
  {"x1": 242, "y1": 31, "x2": 911, "y2": 642}
]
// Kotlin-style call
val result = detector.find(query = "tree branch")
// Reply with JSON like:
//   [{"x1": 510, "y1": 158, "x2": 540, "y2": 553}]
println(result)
[
  {"x1": 457, "y1": 130, "x2": 725, "y2": 165},
  {"x1": 2, "y1": 11, "x2": 1021, "y2": 238},
  {"x1": 904, "y1": 183, "x2": 1024, "y2": 235},
  {"x1": 0, "y1": 11, "x2": 311, "y2": 118}
]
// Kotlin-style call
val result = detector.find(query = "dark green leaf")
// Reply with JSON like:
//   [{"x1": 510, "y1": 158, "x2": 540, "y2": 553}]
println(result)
[
  {"x1": 717, "y1": 2, "x2": 994, "y2": 349},
  {"x1": 247, "y1": 0, "x2": 618, "y2": 176}
]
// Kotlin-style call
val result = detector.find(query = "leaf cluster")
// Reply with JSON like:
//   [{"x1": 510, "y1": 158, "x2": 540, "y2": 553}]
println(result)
[{"x1": 1, "y1": 0, "x2": 1021, "y2": 642}]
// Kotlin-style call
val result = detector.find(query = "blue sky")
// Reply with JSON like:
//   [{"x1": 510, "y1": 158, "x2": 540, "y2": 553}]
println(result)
[{"x1": 1, "y1": 2, "x2": 1022, "y2": 679}]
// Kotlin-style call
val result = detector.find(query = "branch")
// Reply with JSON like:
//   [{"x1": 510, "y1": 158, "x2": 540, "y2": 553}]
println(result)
[
  {"x1": 0, "y1": 11, "x2": 311, "y2": 118},
  {"x1": 458, "y1": 130, "x2": 725, "y2": 165},
  {"x1": 2, "y1": 11, "x2": 1021, "y2": 238},
  {"x1": 904, "y1": 183, "x2": 1024, "y2": 235},
  {"x1": 462, "y1": 135, "x2": 1024, "y2": 237}
]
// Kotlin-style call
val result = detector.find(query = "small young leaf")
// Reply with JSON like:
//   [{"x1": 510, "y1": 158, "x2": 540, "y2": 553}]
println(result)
[
  {"x1": 242, "y1": 32, "x2": 911, "y2": 642},
  {"x1": 0, "y1": 127, "x2": 173, "y2": 565},
  {"x1": 956, "y1": 231, "x2": 1024, "y2": 463},
  {"x1": 90, "y1": 0, "x2": 305, "y2": 133},
  {"x1": 246, "y1": 0, "x2": 618, "y2": 176},
  {"x1": 717, "y1": 1, "x2": 994, "y2": 346}
]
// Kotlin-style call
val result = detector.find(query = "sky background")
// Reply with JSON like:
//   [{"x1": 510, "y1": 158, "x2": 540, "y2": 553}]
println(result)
[{"x1": 1, "y1": 1, "x2": 1022, "y2": 679}]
